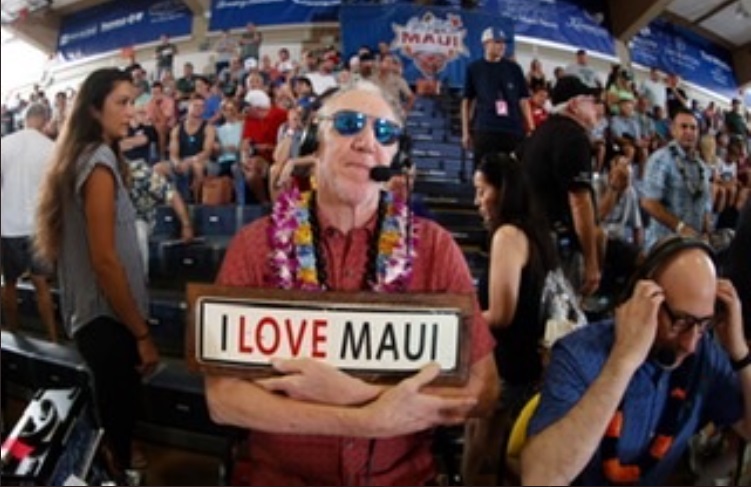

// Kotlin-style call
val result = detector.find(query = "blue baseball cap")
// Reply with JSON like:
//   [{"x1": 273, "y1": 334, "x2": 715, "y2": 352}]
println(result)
[{"x1": 481, "y1": 26, "x2": 507, "y2": 43}]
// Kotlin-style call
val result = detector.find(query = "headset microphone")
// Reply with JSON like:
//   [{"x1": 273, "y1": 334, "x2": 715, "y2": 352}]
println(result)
[{"x1": 369, "y1": 166, "x2": 398, "y2": 182}]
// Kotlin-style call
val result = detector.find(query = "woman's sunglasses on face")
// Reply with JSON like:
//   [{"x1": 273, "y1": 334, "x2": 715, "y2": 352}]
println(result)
[{"x1": 319, "y1": 110, "x2": 402, "y2": 146}]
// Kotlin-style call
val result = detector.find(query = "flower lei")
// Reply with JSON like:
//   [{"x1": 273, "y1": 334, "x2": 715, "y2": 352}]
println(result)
[{"x1": 269, "y1": 186, "x2": 416, "y2": 292}]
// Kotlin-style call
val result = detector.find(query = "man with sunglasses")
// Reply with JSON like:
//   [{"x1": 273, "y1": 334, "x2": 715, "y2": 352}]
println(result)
[
  {"x1": 207, "y1": 81, "x2": 499, "y2": 485},
  {"x1": 522, "y1": 238, "x2": 750, "y2": 485}
]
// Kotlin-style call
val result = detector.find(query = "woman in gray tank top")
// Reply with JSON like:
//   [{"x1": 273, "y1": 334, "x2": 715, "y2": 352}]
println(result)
[{"x1": 35, "y1": 68, "x2": 159, "y2": 479}]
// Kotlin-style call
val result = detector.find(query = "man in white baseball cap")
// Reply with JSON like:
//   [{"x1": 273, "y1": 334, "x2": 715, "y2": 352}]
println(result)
[
  {"x1": 240, "y1": 89, "x2": 287, "y2": 203},
  {"x1": 461, "y1": 24, "x2": 532, "y2": 173}
]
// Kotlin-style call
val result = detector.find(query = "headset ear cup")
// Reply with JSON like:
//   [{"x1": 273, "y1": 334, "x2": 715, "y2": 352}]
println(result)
[{"x1": 298, "y1": 121, "x2": 319, "y2": 157}]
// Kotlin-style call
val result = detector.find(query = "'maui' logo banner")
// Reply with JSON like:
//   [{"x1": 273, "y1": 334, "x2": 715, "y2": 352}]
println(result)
[
  {"x1": 631, "y1": 19, "x2": 738, "y2": 99},
  {"x1": 341, "y1": 5, "x2": 513, "y2": 88},
  {"x1": 57, "y1": 0, "x2": 192, "y2": 61}
]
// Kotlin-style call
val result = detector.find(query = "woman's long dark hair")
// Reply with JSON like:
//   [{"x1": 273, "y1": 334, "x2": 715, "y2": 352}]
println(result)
[
  {"x1": 478, "y1": 152, "x2": 558, "y2": 272},
  {"x1": 35, "y1": 68, "x2": 133, "y2": 264}
]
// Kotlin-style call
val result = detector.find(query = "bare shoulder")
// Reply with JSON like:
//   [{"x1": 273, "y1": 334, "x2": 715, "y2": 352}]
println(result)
[{"x1": 491, "y1": 225, "x2": 529, "y2": 260}]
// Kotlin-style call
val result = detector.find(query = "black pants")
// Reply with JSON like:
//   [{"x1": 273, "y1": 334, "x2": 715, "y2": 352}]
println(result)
[
  {"x1": 472, "y1": 131, "x2": 524, "y2": 171},
  {"x1": 75, "y1": 316, "x2": 141, "y2": 470}
]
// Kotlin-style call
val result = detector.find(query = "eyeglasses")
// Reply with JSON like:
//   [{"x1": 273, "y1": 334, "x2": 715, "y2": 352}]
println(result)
[
  {"x1": 319, "y1": 110, "x2": 402, "y2": 146},
  {"x1": 661, "y1": 302, "x2": 715, "y2": 335}
]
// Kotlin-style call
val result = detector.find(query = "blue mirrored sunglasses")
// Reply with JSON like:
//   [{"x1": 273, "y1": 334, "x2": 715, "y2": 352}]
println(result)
[{"x1": 320, "y1": 110, "x2": 402, "y2": 146}]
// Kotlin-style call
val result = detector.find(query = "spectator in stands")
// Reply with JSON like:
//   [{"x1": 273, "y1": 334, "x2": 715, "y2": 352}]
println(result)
[
  {"x1": 213, "y1": 98, "x2": 245, "y2": 179},
  {"x1": 463, "y1": 152, "x2": 558, "y2": 485},
  {"x1": 275, "y1": 47, "x2": 297, "y2": 77},
  {"x1": 219, "y1": 56, "x2": 247, "y2": 97},
  {"x1": 307, "y1": 52, "x2": 339, "y2": 96},
  {"x1": 639, "y1": 67, "x2": 666, "y2": 113},
  {"x1": 269, "y1": 105, "x2": 311, "y2": 201},
  {"x1": 520, "y1": 76, "x2": 602, "y2": 296},
  {"x1": 125, "y1": 157, "x2": 193, "y2": 275},
  {"x1": 665, "y1": 73, "x2": 689, "y2": 120},
  {"x1": 240, "y1": 89, "x2": 287, "y2": 203},
  {"x1": 526, "y1": 58, "x2": 547, "y2": 90},
  {"x1": 462, "y1": 27, "x2": 532, "y2": 169},
  {"x1": 521, "y1": 236, "x2": 750, "y2": 485},
  {"x1": 701, "y1": 134, "x2": 731, "y2": 214},
  {"x1": 1, "y1": 103, "x2": 58, "y2": 343},
  {"x1": 122, "y1": 103, "x2": 159, "y2": 165},
  {"x1": 702, "y1": 101, "x2": 723, "y2": 136},
  {"x1": 528, "y1": 84, "x2": 549, "y2": 132},
  {"x1": 564, "y1": 49, "x2": 602, "y2": 89},
  {"x1": 375, "y1": 53, "x2": 415, "y2": 117},
  {"x1": 176, "y1": 62, "x2": 197, "y2": 102},
  {"x1": 155, "y1": 34, "x2": 178, "y2": 81},
  {"x1": 635, "y1": 95, "x2": 656, "y2": 146},
  {"x1": 599, "y1": 155, "x2": 643, "y2": 247},
  {"x1": 292, "y1": 76, "x2": 316, "y2": 107},
  {"x1": 726, "y1": 98, "x2": 749, "y2": 138},
  {"x1": 162, "y1": 93, "x2": 216, "y2": 202},
  {"x1": 606, "y1": 68, "x2": 635, "y2": 116},
  {"x1": 260, "y1": 54, "x2": 282, "y2": 83},
  {"x1": 356, "y1": 51, "x2": 377, "y2": 82},
  {"x1": 206, "y1": 80, "x2": 498, "y2": 486},
  {"x1": 299, "y1": 49, "x2": 319, "y2": 76},
  {"x1": 34, "y1": 68, "x2": 159, "y2": 477},
  {"x1": 195, "y1": 76, "x2": 222, "y2": 124},
  {"x1": 642, "y1": 108, "x2": 712, "y2": 248},
  {"x1": 727, "y1": 136, "x2": 750, "y2": 211},
  {"x1": 45, "y1": 90, "x2": 68, "y2": 139},
  {"x1": 213, "y1": 29, "x2": 238, "y2": 76},
  {"x1": 611, "y1": 94, "x2": 648, "y2": 164},
  {"x1": 146, "y1": 81, "x2": 176, "y2": 158},
  {"x1": 128, "y1": 64, "x2": 150, "y2": 104},
  {"x1": 653, "y1": 104, "x2": 670, "y2": 144},
  {"x1": 239, "y1": 22, "x2": 263, "y2": 64}
]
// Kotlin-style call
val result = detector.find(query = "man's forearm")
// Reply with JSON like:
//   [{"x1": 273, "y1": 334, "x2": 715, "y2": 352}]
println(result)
[
  {"x1": 641, "y1": 198, "x2": 682, "y2": 232},
  {"x1": 521, "y1": 356, "x2": 636, "y2": 485},
  {"x1": 570, "y1": 191, "x2": 599, "y2": 269}
]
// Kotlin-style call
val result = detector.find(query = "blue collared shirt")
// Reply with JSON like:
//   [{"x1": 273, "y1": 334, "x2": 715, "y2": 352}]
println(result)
[
  {"x1": 643, "y1": 141, "x2": 711, "y2": 248},
  {"x1": 528, "y1": 321, "x2": 742, "y2": 485}
]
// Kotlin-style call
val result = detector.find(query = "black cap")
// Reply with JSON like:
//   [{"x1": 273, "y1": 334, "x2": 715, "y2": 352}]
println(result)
[
  {"x1": 359, "y1": 52, "x2": 375, "y2": 62},
  {"x1": 551, "y1": 76, "x2": 601, "y2": 105}
]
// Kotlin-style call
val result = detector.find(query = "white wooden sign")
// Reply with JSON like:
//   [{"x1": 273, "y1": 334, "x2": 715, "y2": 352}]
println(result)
[{"x1": 186, "y1": 285, "x2": 474, "y2": 385}]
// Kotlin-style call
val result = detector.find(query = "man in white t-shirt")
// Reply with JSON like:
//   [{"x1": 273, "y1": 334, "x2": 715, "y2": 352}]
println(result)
[
  {"x1": 639, "y1": 67, "x2": 667, "y2": 112},
  {"x1": 564, "y1": 49, "x2": 602, "y2": 89},
  {"x1": 0, "y1": 103, "x2": 58, "y2": 342}
]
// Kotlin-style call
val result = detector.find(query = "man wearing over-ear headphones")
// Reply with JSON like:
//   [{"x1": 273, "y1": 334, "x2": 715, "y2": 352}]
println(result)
[
  {"x1": 521, "y1": 236, "x2": 751, "y2": 485},
  {"x1": 206, "y1": 81, "x2": 499, "y2": 486}
]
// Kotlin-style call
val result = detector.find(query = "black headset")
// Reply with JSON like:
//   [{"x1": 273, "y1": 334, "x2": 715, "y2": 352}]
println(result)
[
  {"x1": 617, "y1": 236, "x2": 715, "y2": 306},
  {"x1": 297, "y1": 87, "x2": 340, "y2": 158}
]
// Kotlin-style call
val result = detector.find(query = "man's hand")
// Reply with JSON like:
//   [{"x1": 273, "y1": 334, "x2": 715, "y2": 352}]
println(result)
[
  {"x1": 714, "y1": 279, "x2": 747, "y2": 361},
  {"x1": 136, "y1": 336, "x2": 160, "y2": 376},
  {"x1": 580, "y1": 260, "x2": 601, "y2": 296},
  {"x1": 612, "y1": 280, "x2": 664, "y2": 371},
  {"x1": 359, "y1": 363, "x2": 477, "y2": 437},
  {"x1": 256, "y1": 358, "x2": 381, "y2": 406},
  {"x1": 461, "y1": 132, "x2": 472, "y2": 151}
]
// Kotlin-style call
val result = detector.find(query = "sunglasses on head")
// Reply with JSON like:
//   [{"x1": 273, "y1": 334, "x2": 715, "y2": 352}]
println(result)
[{"x1": 320, "y1": 110, "x2": 402, "y2": 146}]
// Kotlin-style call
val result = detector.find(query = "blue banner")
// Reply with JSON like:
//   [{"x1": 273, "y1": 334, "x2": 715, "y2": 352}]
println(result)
[
  {"x1": 341, "y1": 5, "x2": 513, "y2": 89},
  {"x1": 58, "y1": 0, "x2": 192, "y2": 61},
  {"x1": 209, "y1": 0, "x2": 342, "y2": 30},
  {"x1": 482, "y1": 0, "x2": 614, "y2": 56},
  {"x1": 631, "y1": 19, "x2": 738, "y2": 99}
]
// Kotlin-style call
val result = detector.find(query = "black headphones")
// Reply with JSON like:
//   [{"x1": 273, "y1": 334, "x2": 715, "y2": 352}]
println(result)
[
  {"x1": 297, "y1": 87, "x2": 340, "y2": 158},
  {"x1": 618, "y1": 236, "x2": 715, "y2": 305}
]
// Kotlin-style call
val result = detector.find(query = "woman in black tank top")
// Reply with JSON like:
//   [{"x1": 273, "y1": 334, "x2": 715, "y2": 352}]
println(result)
[{"x1": 464, "y1": 152, "x2": 558, "y2": 485}]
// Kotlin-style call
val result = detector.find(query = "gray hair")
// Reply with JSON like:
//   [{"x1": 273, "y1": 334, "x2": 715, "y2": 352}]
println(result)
[
  {"x1": 317, "y1": 80, "x2": 403, "y2": 124},
  {"x1": 25, "y1": 102, "x2": 49, "y2": 121}
]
